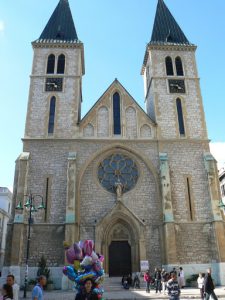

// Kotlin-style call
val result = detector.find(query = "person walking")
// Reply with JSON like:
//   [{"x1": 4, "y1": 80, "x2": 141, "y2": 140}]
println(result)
[
  {"x1": 203, "y1": 268, "x2": 218, "y2": 300},
  {"x1": 167, "y1": 273, "x2": 180, "y2": 300},
  {"x1": 1, "y1": 284, "x2": 13, "y2": 300},
  {"x1": 144, "y1": 270, "x2": 152, "y2": 293},
  {"x1": 133, "y1": 273, "x2": 140, "y2": 289},
  {"x1": 161, "y1": 268, "x2": 169, "y2": 294},
  {"x1": 178, "y1": 267, "x2": 185, "y2": 288},
  {"x1": 197, "y1": 273, "x2": 204, "y2": 300},
  {"x1": 6, "y1": 275, "x2": 20, "y2": 300},
  {"x1": 75, "y1": 278, "x2": 98, "y2": 300},
  {"x1": 32, "y1": 275, "x2": 47, "y2": 300},
  {"x1": 154, "y1": 268, "x2": 162, "y2": 293}
]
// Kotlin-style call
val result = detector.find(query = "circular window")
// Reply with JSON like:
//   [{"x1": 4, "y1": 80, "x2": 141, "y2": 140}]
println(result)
[{"x1": 98, "y1": 154, "x2": 138, "y2": 194}]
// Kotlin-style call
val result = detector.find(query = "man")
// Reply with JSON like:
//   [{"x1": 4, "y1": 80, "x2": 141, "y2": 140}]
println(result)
[
  {"x1": 6, "y1": 274, "x2": 20, "y2": 300},
  {"x1": 203, "y1": 268, "x2": 218, "y2": 300},
  {"x1": 32, "y1": 275, "x2": 47, "y2": 300},
  {"x1": 167, "y1": 273, "x2": 180, "y2": 300},
  {"x1": 75, "y1": 278, "x2": 98, "y2": 300},
  {"x1": 161, "y1": 268, "x2": 169, "y2": 294},
  {"x1": 154, "y1": 268, "x2": 162, "y2": 293}
]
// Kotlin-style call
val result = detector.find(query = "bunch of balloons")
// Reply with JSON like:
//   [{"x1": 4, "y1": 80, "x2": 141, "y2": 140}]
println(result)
[{"x1": 63, "y1": 240, "x2": 104, "y2": 298}]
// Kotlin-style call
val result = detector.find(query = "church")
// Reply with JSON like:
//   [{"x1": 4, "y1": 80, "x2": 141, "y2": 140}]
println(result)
[{"x1": 4, "y1": 0, "x2": 225, "y2": 287}]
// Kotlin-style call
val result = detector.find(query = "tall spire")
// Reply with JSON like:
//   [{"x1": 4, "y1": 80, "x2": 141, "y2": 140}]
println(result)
[
  {"x1": 150, "y1": 0, "x2": 190, "y2": 45},
  {"x1": 37, "y1": 0, "x2": 79, "y2": 42}
]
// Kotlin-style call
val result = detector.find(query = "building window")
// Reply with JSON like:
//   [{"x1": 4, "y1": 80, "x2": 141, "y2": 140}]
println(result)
[
  {"x1": 186, "y1": 177, "x2": 194, "y2": 220},
  {"x1": 165, "y1": 56, "x2": 174, "y2": 76},
  {"x1": 48, "y1": 96, "x2": 56, "y2": 134},
  {"x1": 113, "y1": 92, "x2": 121, "y2": 134},
  {"x1": 98, "y1": 153, "x2": 138, "y2": 194},
  {"x1": 175, "y1": 57, "x2": 184, "y2": 76},
  {"x1": 47, "y1": 54, "x2": 55, "y2": 74},
  {"x1": 57, "y1": 54, "x2": 65, "y2": 74},
  {"x1": 176, "y1": 98, "x2": 185, "y2": 136},
  {"x1": 221, "y1": 184, "x2": 225, "y2": 197}
]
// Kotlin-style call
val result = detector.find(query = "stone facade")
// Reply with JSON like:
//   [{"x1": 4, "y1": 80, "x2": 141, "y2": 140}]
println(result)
[{"x1": 4, "y1": 0, "x2": 225, "y2": 288}]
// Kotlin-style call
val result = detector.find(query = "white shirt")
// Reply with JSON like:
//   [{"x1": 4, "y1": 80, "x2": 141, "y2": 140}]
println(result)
[{"x1": 12, "y1": 283, "x2": 20, "y2": 300}]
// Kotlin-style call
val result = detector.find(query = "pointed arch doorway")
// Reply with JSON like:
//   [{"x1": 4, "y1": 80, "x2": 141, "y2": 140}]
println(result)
[{"x1": 95, "y1": 201, "x2": 147, "y2": 276}]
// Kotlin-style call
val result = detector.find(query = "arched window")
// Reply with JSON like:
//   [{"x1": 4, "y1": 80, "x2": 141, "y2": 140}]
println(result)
[
  {"x1": 113, "y1": 92, "x2": 121, "y2": 134},
  {"x1": 176, "y1": 98, "x2": 185, "y2": 136},
  {"x1": 165, "y1": 56, "x2": 174, "y2": 76},
  {"x1": 175, "y1": 57, "x2": 184, "y2": 76},
  {"x1": 47, "y1": 54, "x2": 55, "y2": 74},
  {"x1": 57, "y1": 54, "x2": 65, "y2": 74},
  {"x1": 48, "y1": 96, "x2": 56, "y2": 134}
]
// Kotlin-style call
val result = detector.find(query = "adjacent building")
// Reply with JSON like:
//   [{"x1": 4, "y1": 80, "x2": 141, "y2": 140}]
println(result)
[
  {"x1": 3, "y1": 0, "x2": 225, "y2": 287},
  {"x1": 219, "y1": 166, "x2": 225, "y2": 213},
  {"x1": 0, "y1": 187, "x2": 12, "y2": 273}
]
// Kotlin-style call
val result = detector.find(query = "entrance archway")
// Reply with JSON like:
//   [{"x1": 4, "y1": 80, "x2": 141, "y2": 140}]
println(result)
[
  {"x1": 109, "y1": 241, "x2": 131, "y2": 276},
  {"x1": 95, "y1": 201, "x2": 147, "y2": 275}
]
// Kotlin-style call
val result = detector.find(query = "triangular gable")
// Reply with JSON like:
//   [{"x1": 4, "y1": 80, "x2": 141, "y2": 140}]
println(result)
[{"x1": 80, "y1": 78, "x2": 156, "y2": 127}]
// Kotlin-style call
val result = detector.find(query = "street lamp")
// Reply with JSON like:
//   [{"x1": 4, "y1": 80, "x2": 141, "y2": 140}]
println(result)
[
  {"x1": 218, "y1": 200, "x2": 225, "y2": 211},
  {"x1": 16, "y1": 192, "x2": 45, "y2": 298}
]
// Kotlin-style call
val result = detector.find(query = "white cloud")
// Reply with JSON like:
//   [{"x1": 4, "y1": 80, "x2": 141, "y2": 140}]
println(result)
[
  {"x1": 0, "y1": 20, "x2": 5, "y2": 32},
  {"x1": 209, "y1": 142, "x2": 225, "y2": 170}
]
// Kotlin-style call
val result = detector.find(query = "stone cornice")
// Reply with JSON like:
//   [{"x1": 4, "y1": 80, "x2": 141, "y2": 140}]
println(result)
[{"x1": 22, "y1": 137, "x2": 210, "y2": 144}]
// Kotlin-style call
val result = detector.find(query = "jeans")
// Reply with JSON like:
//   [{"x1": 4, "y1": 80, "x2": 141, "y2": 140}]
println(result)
[
  {"x1": 155, "y1": 280, "x2": 162, "y2": 293},
  {"x1": 169, "y1": 296, "x2": 180, "y2": 300},
  {"x1": 146, "y1": 282, "x2": 150, "y2": 293},
  {"x1": 205, "y1": 291, "x2": 218, "y2": 300}
]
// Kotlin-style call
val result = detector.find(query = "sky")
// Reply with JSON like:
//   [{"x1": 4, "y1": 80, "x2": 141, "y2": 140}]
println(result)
[{"x1": 0, "y1": 0, "x2": 225, "y2": 191}]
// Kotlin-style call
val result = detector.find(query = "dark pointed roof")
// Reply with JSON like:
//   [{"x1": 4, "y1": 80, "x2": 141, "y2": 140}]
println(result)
[
  {"x1": 150, "y1": 0, "x2": 190, "y2": 45},
  {"x1": 36, "y1": 0, "x2": 79, "y2": 43}
]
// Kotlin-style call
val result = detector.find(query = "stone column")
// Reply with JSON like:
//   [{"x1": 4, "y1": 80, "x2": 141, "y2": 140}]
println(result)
[
  {"x1": 65, "y1": 152, "x2": 78, "y2": 246},
  {"x1": 159, "y1": 153, "x2": 177, "y2": 264},
  {"x1": 204, "y1": 153, "x2": 225, "y2": 261}
]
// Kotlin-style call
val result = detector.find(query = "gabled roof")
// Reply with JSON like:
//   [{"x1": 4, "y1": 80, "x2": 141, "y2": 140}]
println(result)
[
  {"x1": 80, "y1": 79, "x2": 156, "y2": 126},
  {"x1": 150, "y1": 0, "x2": 190, "y2": 45},
  {"x1": 35, "y1": 0, "x2": 79, "y2": 43}
]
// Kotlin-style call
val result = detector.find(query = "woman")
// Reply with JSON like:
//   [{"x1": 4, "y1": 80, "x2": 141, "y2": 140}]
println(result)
[
  {"x1": 75, "y1": 279, "x2": 98, "y2": 300},
  {"x1": 1, "y1": 284, "x2": 13, "y2": 300},
  {"x1": 197, "y1": 273, "x2": 204, "y2": 300}
]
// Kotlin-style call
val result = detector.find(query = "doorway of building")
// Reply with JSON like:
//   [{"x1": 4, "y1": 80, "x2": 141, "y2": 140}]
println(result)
[{"x1": 109, "y1": 241, "x2": 131, "y2": 276}]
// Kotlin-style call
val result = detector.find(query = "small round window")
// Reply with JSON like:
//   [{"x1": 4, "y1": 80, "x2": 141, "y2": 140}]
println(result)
[{"x1": 98, "y1": 154, "x2": 138, "y2": 194}]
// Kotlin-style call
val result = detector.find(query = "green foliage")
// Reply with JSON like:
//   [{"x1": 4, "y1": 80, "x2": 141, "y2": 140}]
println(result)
[
  {"x1": 37, "y1": 256, "x2": 50, "y2": 280},
  {"x1": 186, "y1": 273, "x2": 199, "y2": 284},
  {"x1": 28, "y1": 278, "x2": 36, "y2": 285}
]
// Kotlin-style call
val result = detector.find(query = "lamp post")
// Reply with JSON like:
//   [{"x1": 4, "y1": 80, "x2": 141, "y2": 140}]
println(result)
[
  {"x1": 16, "y1": 192, "x2": 45, "y2": 298},
  {"x1": 218, "y1": 200, "x2": 225, "y2": 211}
]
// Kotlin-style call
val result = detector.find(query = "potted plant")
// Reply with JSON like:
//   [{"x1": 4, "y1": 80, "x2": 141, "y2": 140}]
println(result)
[
  {"x1": 37, "y1": 255, "x2": 54, "y2": 290},
  {"x1": 28, "y1": 279, "x2": 36, "y2": 291}
]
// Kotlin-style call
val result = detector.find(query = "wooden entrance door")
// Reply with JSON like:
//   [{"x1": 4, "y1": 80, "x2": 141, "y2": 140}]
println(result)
[{"x1": 109, "y1": 241, "x2": 131, "y2": 276}]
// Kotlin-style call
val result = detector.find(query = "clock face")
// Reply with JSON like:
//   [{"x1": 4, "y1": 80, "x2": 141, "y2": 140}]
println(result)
[
  {"x1": 45, "y1": 77, "x2": 63, "y2": 92},
  {"x1": 168, "y1": 79, "x2": 185, "y2": 93}
]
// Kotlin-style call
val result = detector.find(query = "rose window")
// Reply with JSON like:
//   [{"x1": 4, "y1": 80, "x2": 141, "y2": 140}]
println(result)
[{"x1": 98, "y1": 154, "x2": 138, "y2": 193}]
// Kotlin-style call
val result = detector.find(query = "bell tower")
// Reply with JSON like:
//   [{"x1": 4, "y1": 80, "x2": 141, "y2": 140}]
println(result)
[
  {"x1": 142, "y1": 0, "x2": 207, "y2": 140},
  {"x1": 25, "y1": 0, "x2": 85, "y2": 139}
]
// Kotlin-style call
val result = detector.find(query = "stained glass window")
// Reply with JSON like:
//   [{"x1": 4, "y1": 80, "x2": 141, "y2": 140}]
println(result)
[
  {"x1": 98, "y1": 154, "x2": 138, "y2": 193},
  {"x1": 113, "y1": 92, "x2": 121, "y2": 134}
]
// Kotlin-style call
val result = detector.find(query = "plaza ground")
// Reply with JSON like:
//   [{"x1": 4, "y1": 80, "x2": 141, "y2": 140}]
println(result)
[{"x1": 19, "y1": 286, "x2": 225, "y2": 300}]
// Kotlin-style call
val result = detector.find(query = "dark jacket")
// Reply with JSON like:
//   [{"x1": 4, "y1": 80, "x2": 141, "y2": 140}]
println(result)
[
  {"x1": 204, "y1": 273, "x2": 215, "y2": 293},
  {"x1": 75, "y1": 291, "x2": 98, "y2": 300}
]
